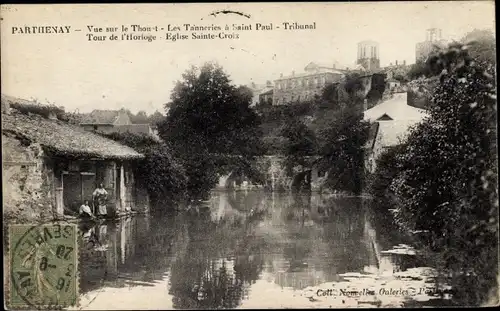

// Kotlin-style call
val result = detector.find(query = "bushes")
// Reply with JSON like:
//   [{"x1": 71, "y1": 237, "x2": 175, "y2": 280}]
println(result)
[
  {"x1": 9, "y1": 100, "x2": 66, "y2": 120},
  {"x1": 158, "y1": 63, "x2": 265, "y2": 199},
  {"x1": 372, "y1": 41, "x2": 497, "y2": 306},
  {"x1": 103, "y1": 132, "x2": 187, "y2": 205},
  {"x1": 317, "y1": 107, "x2": 370, "y2": 195}
]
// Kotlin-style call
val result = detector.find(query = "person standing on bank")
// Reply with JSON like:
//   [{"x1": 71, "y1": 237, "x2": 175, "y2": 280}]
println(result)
[{"x1": 93, "y1": 183, "x2": 108, "y2": 217}]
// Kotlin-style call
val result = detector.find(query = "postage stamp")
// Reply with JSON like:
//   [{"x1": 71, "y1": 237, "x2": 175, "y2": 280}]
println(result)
[{"x1": 8, "y1": 223, "x2": 79, "y2": 309}]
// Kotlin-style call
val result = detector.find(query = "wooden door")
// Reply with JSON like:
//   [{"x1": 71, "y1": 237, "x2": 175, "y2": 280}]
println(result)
[{"x1": 63, "y1": 173, "x2": 81, "y2": 214}]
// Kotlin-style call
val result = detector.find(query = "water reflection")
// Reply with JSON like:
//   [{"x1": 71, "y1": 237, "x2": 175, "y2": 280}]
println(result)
[{"x1": 75, "y1": 191, "x2": 448, "y2": 310}]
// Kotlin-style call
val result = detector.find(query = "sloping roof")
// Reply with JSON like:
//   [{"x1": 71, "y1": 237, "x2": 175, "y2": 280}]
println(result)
[
  {"x1": 2, "y1": 98, "x2": 143, "y2": 160},
  {"x1": 80, "y1": 109, "x2": 123, "y2": 125},
  {"x1": 363, "y1": 92, "x2": 428, "y2": 122},
  {"x1": 353, "y1": 64, "x2": 367, "y2": 71},
  {"x1": 364, "y1": 122, "x2": 380, "y2": 149},
  {"x1": 377, "y1": 114, "x2": 393, "y2": 121},
  {"x1": 378, "y1": 120, "x2": 421, "y2": 147},
  {"x1": 277, "y1": 70, "x2": 345, "y2": 81},
  {"x1": 260, "y1": 88, "x2": 274, "y2": 96}
]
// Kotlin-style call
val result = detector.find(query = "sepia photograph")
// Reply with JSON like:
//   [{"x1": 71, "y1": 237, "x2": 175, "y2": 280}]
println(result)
[{"x1": 1, "y1": 2, "x2": 498, "y2": 309}]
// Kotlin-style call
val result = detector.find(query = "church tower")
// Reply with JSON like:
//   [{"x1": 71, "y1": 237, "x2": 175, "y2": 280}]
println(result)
[{"x1": 356, "y1": 40, "x2": 380, "y2": 71}]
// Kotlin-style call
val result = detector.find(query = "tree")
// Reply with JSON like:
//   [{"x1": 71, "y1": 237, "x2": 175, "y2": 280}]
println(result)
[
  {"x1": 127, "y1": 110, "x2": 149, "y2": 124},
  {"x1": 279, "y1": 115, "x2": 318, "y2": 176},
  {"x1": 317, "y1": 106, "x2": 370, "y2": 194},
  {"x1": 407, "y1": 60, "x2": 432, "y2": 80},
  {"x1": 388, "y1": 42, "x2": 497, "y2": 306},
  {"x1": 158, "y1": 62, "x2": 264, "y2": 198},
  {"x1": 461, "y1": 29, "x2": 495, "y2": 65},
  {"x1": 103, "y1": 132, "x2": 187, "y2": 206},
  {"x1": 148, "y1": 110, "x2": 165, "y2": 126}
]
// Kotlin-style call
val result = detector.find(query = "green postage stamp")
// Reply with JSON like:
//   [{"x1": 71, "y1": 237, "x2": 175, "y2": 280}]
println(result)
[{"x1": 7, "y1": 223, "x2": 79, "y2": 309}]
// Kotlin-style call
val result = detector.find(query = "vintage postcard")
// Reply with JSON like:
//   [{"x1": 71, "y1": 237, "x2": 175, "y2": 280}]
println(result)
[{"x1": 1, "y1": 2, "x2": 498, "y2": 310}]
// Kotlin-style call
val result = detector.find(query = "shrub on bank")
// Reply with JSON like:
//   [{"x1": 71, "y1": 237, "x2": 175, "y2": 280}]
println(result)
[
  {"x1": 372, "y1": 42, "x2": 497, "y2": 306},
  {"x1": 103, "y1": 132, "x2": 188, "y2": 205}
]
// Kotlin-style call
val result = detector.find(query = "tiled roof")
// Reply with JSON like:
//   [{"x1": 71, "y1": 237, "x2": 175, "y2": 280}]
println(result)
[
  {"x1": 260, "y1": 88, "x2": 274, "y2": 96},
  {"x1": 80, "y1": 109, "x2": 123, "y2": 125},
  {"x1": 363, "y1": 92, "x2": 428, "y2": 122},
  {"x1": 2, "y1": 96, "x2": 143, "y2": 160}
]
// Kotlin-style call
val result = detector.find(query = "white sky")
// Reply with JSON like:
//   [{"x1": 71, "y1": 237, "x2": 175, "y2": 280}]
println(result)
[{"x1": 1, "y1": 2, "x2": 495, "y2": 114}]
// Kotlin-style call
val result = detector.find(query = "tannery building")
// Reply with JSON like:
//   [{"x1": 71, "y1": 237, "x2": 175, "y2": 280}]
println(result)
[{"x1": 2, "y1": 95, "x2": 149, "y2": 222}]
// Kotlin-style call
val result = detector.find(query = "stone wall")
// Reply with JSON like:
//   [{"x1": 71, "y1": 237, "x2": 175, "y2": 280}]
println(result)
[{"x1": 2, "y1": 133, "x2": 56, "y2": 223}]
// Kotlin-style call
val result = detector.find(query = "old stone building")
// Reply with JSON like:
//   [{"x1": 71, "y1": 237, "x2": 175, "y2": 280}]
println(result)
[
  {"x1": 2, "y1": 95, "x2": 149, "y2": 222},
  {"x1": 363, "y1": 92, "x2": 428, "y2": 174},
  {"x1": 80, "y1": 109, "x2": 160, "y2": 139},
  {"x1": 258, "y1": 89, "x2": 274, "y2": 105},
  {"x1": 247, "y1": 81, "x2": 274, "y2": 106},
  {"x1": 273, "y1": 62, "x2": 346, "y2": 105}
]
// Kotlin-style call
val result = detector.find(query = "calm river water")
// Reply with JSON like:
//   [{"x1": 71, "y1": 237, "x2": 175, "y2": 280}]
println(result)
[{"x1": 74, "y1": 191, "x2": 452, "y2": 309}]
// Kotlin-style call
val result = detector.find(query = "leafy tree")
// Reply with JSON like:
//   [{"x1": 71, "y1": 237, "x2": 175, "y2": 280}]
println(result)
[
  {"x1": 461, "y1": 29, "x2": 495, "y2": 65},
  {"x1": 317, "y1": 106, "x2": 370, "y2": 194},
  {"x1": 147, "y1": 110, "x2": 165, "y2": 126},
  {"x1": 158, "y1": 62, "x2": 264, "y2": 199},
  {"x1": 387, "y1": 41, "x2": 497, "y2": 306},
  {"x1": 279, "y1": 115, "x2": 318, "y2": 176},
  {"x1": 365, "y1": 73, "x2": 386, "y2": 107},
  {"x1": 407, "y1": 60, "x2": 433, "y2": 80},
  {"x1": 343, "y1": 73, "x2": 365, "y2": 105},
  {"x1": 393, "y1": 74, "x2": 408, "y2": 83},
  {"x1": 236, "y1": 85, "x2": 254, "y2": 103},
  {"x1": 103, "y1": 132, "x2": 187, "y2": 206},
  {"x1": 320, "y1": 83, "x2": 342, "y2": 109},
  {"x1": 126, "y1": 110, "x2": 148, "y2": 124}
]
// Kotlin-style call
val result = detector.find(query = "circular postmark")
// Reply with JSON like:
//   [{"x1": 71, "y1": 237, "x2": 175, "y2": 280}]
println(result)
[{"x1": 9, "y1": 222, "x2": 79, "y2": 309}]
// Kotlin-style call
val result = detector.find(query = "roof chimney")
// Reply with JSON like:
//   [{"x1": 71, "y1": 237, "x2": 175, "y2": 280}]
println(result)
[
  {"x1": 280, "y1": 73, "x2": 283, "y2": 78},
  {"x1": 292, "y1": 71, "x2": 295, "y2": 77},
  {"x1": 403, "y1": 60, "x2": 406, "y2": 65},
  {"x1": 395, "y1": 60, "x2": 398, "y2": 65}
]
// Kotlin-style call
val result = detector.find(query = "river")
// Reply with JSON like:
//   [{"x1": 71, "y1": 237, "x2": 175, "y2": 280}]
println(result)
[{"x1": 73, "y1": 191, "x2": 453, "y2": 309}]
